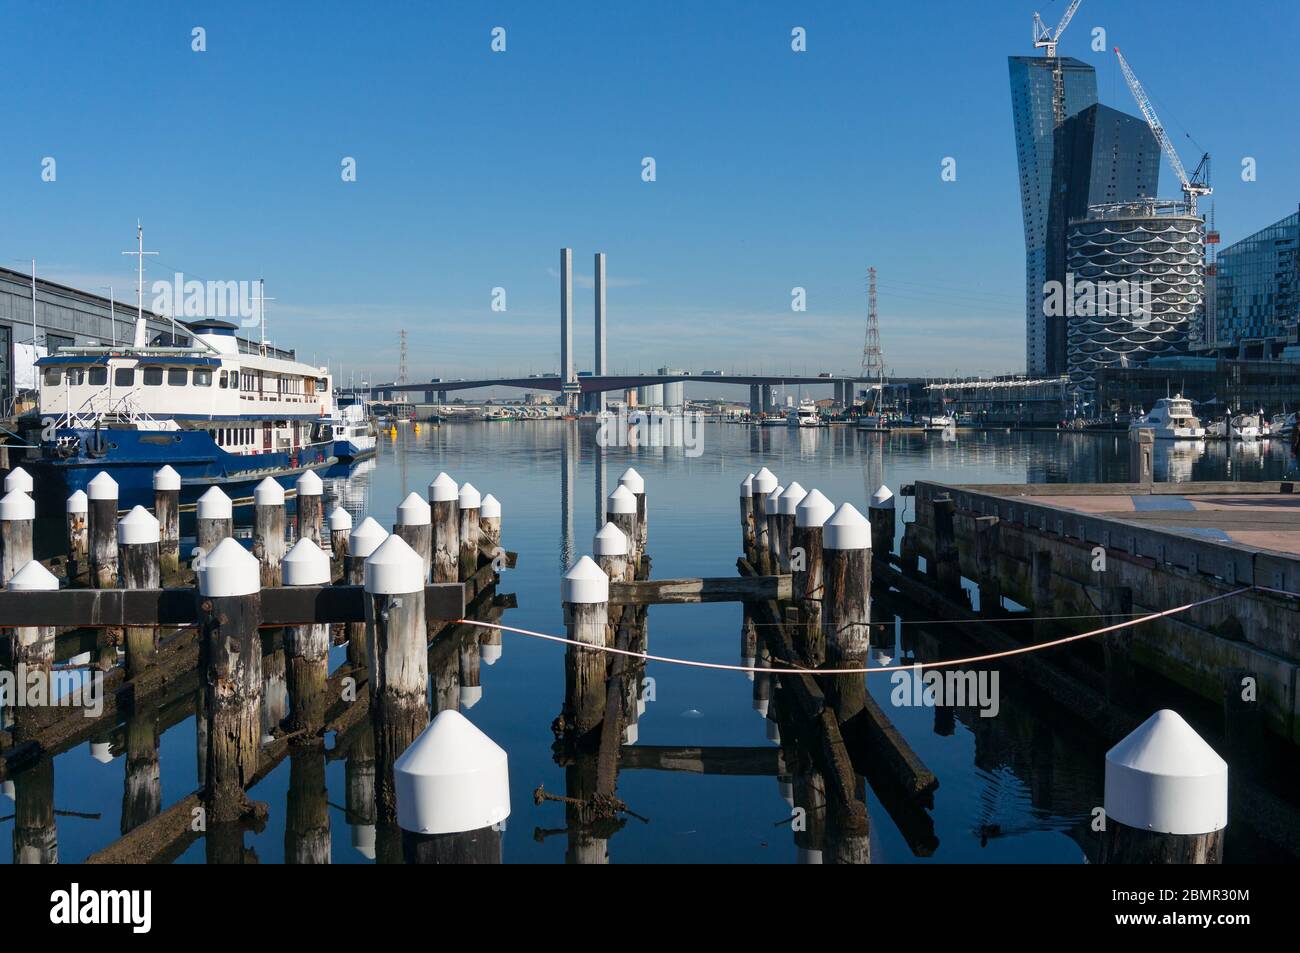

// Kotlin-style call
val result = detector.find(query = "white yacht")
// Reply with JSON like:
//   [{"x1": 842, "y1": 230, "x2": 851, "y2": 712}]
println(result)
[
  {"x1": 923, "y1": 414, "x2": 956, "y2": 431},
  {"x1": 787, "y1": 399, "x2": 821, "y2": 428},
  {"x1": 1229, "y1": 412, "x2": 1262, "y2": 441},
  {"x1": 325, "y1": 400, "x2": 377, "y2": 460},
  {"x1": 1128, "y1": 395, "x2": 1205, "y2": 440}
]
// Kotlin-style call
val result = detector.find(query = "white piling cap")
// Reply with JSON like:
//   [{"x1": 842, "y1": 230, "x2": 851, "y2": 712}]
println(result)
[
  {"x1": 796, "y1": 488, "x2": 835, "y2": 528},
  {"x1": 196, "y1": 486, "x2": 232, "y2": 520},
  {"x1": 254, "y1": 477, "x2": 285, "y2": 506},
  {"x1": 197, "y1": 538, "x2": 261, "y2": 597},
  {"x1": 768, "y1": 485, "x2": 785, "y2": 511},
  {"x1": 282, "y1": 537, "x2": 331, "y2": 586},
  {"x1": 117, "y1": 505, "x2": 160, "y2": 545},
  {"x1": 1104, "y1": 709, "x2": 1228, "y2": 835},
  {"x1": 0, "y1": 489, "x2": 34, "y2": 521},
  {"x1": 7, "y1": 560, "x2": 58, "y2": 591},
  {"x1": 352, "y1": 824, "x2": 377, "y2": 860},
  {"x1": 752, "y1": 467, "x2": 778, "y2": 494},
  {"x1": 393, "y1": 709, "x2": 510, "y2": 835},
  {"x1": 479, "y1": 494, "x2": 501, "y2": 519},
  {"x1": 396, "y1": 491, "x2": 432, "y2": 526},
  {"x1": 823, "y1": 503, "x2": 871, "y2": 550},
  {"x1": 871, "y1": 485, "x2": 896, "y2": 509},
  {"x1": 296, "y1": 470, "x2": 324, "y2": 496},
  {"x1": 87, "y1": 471, "x2": 119, "y2": 500},
  {"x1": 4, "y1": 467, "x2": 34, "y2": 494},
  {"x1": 766, "y1": 720, "x2": 781, "y2": 744},
  {"x1": 594, "y1": 521, "x2": 629, "y2": 557},
  {"x1": 428, "y1": 472, "x2": 459, "y2": 502},
  {"x1": 607, "y1": 485, "x2": 637, "y2": 515},
  {"x1": 562, "y1": 555, "x2": 609, "y2": 604},
  {"x1": 618, "y1": 467, "x2": 645, "y2": 494},
  {"x1": 480, "y1": 643, "x2": 502, "y2": 665},
  {"x1": 152, "y1": 465, "x2": 181, "y2": 492},
  {"x1": 349, "y1": 517, "x2": 389, "y2": 559},
  {"x1": 364, "y1": 533, "x2": 426, "y2": 594},
  {"x1": 778, "y1": 481, "x2": 807, "y2": 516},
  {"x1": 458, "y1": 482, "x2": 481, "y2": 510},
  {"x1": 66, "y1": 490, "x2": 88, "y2": 515},
  {"x1": 459, "y1": 685, "x2": 483, "y2": 709},
  {"x1": 328, "y1": 506, "x2": 353, "y2": 532},
  {"x1": 740, "y1": 473, "x2": 754, "y2": 497},
  {"x1": 91, "y1": 742, "x2": 114, "y2": 764}
]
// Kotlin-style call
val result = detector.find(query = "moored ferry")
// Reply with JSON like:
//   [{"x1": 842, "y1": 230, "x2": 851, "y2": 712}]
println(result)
[
  {"x1": 32, "y1": 317, "x2": 336, "y2": 508},
  {"x1": 326, "y1": 401, "x2": 377, "y2": 461}
]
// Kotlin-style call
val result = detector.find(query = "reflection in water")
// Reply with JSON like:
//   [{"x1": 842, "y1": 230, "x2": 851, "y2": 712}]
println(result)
[{"x1": 121, "y1": 708, "x2": 161, "y2": 836}]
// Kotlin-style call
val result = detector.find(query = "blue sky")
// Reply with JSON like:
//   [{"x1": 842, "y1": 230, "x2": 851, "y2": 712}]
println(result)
[{"x1": 4, "y1": 1, "x2": 1297, "y2": 385}]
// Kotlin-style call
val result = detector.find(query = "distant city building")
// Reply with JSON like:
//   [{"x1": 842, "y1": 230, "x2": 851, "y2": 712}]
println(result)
[
  {"x1": 1047, "y1": 104, "x2": 1161, "y2": 374},
  {"x1": 636, "y1": 382, "x2": 664, "y2": 407},
  {"x1": 657, "y1": 367, "x2": 685, "y2": 409},
  {"x1": 1065, "y1": 201, "x2": 1205, "y2": 394},
  {"x1": 1210, "y1": 207, "x2": 1299, "y2": 360},
  {"x1": 1008, "y1": 55, "x2": 1098, "y2": 375}
]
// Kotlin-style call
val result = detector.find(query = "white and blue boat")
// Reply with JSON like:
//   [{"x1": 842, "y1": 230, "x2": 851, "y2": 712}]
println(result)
[
  {"x1": 325, "y1": 400, "x2": 377, "y2": 461},
  {"x1": 32, "y1": 317, "x2": 337, "y2": 508}
]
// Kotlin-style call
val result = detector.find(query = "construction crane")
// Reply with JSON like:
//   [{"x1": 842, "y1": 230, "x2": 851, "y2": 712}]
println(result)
[
  {"x1": 1032, "y1": 0, "x2": 1082, "y2": 125},
  {"x1": 1114, "y1": 47, "x2": 1212, "y2": 216}
]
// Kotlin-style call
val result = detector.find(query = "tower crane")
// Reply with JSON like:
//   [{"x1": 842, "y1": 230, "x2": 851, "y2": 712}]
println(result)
[
  {"x1": 1114, "y1": 47, "x2": 1212, "y2": 216},
  {"x1": 1032, "y1": 0, "x2": 1082, "y2": 125}
]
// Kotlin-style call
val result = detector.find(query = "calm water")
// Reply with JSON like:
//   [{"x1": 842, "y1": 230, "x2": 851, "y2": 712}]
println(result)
[{"x1": 3, "y1": 423, "x2": 1295, "y2": 864}]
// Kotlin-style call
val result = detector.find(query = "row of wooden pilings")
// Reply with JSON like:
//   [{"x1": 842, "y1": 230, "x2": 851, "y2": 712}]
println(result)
[{"x1": 1, "y1": 464, "x2": 514, "y2": 862}]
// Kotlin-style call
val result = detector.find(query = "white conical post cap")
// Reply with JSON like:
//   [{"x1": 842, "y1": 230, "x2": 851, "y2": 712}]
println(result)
[
  {"x1": 87, "y1": 471, "x2": 119, "y2": 500},
  {"x1": 618, "y1": 467, "x2": 645, "y2": 494},
  {"x1": 197, "y1": 538, "x2": 261, "y2": 597},
  {"x1": 607, "y1": 485, "x2": 636, "y2": 515},
  {"x1": 871, "y1": 485, "x2": 895, "y2": 509},
  {"x1": 349, "y1": 517, "x2": 389, "y2": 559},
  {"x1": 0, "y1": 489, "x2": 34, "y2": 521},
  {"x1": 296, "y1": 470, "x2": 323, "y2": 496},
  {"x1": 479, "y1": 494, "x2": 501, "y2": 519},
  {"x1": 282, "y1": 537, "x2": 331, "y2": 586},
  {"x1": 459, "y1": 686, "x2": 483, "y2": 709},
  {"x1": 778, "y1": 481, "x2": 807, "y2": 516},
  {"x1": 117, "y1": 505, "x2": 160, "y2": 545},
  {"x1": 393, "y1": 709, "x2": 510, "y2": 835},
  {"x1": 458, "y1": 482, "x2": 481, "y2": 509},
  {"x1": 480, "y1": 643, "x2": 502, "y2": 665},
  {"x1": 66, "y1": 490, "x2": 88, "y2": 515},
  {"x1": 1104, "y1": 709, "x2": 1228, "y2": 835},
  {"x1": 593, "y1": 522, "x2": 628, "y2": 557},
  {"x1": 823, "y1": 503, "x2": 871, "y2": 550},
  {"x1": 428, "y1": 472, "x2": 458, "y2": 502},
  {"x1": 740, "y1": 473, "x2": 754, "y2": 497},
  {"x1": 254, "y1": 477, "x2": 285, "y2": 506},
  {"x1": 352, "y1": 823, "x2": 377, "y2": 859},
  {"x1": 796, "y1": 488, "x2": 835, "y2": 528},
  {"x1": 7, "y1": 560, "x2": 59, "y2": 591},
  {"x1": 3, "y1": 466, "x2": 33, "y2": 494},
  {"x1": 752, "y1": 467, "x2": 777, "y2": 494},
  {"x1": 396, "y1": 491, "x2": 431, "y2": 526},
  {"x1": 562, "y1": 555, "x2": 609, "y2": 604},
  {"x1": 768, "y1": 485, "x2": 785, "y2": 511},
  {"x1": 152, "y1": 465, "x2": 181, "y2": 491},
  {"x1": 328, "y1": 506, "x2": 353, "y2": 531},
  {"x1": 91, "y1": 742, "x2": 113, "y2": 764},
  {"x1": 364, "y1": 533, "x2": 425, "y2": 594},
  {"x1": 196, "y1": 486, "x2": 232, "y2": 519}
]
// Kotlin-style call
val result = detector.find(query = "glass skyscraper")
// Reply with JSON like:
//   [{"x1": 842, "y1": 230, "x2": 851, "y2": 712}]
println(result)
[
  {"x1": 1009, "y1": 56, "x2": 1097, "y2": 375},
  {"x1": 1213, "y1": 208, "x2": 1300, "y2": 359}
]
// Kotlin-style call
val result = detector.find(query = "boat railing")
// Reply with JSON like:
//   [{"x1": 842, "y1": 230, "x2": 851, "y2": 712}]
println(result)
[{"x1": 51, "y1": 389, "x2": 163, "y2": 431}]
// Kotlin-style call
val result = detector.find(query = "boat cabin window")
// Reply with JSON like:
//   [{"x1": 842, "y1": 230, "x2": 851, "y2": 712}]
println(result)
[
  {"x1": 194, "y1": 368, "x2": 213, "y2": 386},
  {"x1": 168, "y1": 367, "x2": 188, "y2": 386},
  {"x1": 66, "y1": 368, "x2": 85, "y2": 386},
  {"x1": 143, "y1": 367, "x2": 163, "y2": 386},
  {"x1": 219, "y1": 370, "x2": 229, "y2": 389},
  {"x1": 89, "y1": 366, "x2": 107, "y2": 386},
  {"x1": 43, "y1": 368, "x2": 61, "y2": 386},
  {"x1": 115, "y1": 367, "x2": 135, "y2": 387},
  {"x1": 315, "y1": 379, "x2": 327, "y2": 393}
]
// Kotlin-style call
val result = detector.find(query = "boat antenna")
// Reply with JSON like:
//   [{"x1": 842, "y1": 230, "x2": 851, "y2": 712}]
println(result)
[
  {"x1": 122, "y1": 220, "x2": 159, "y2": 345},
  {"x1": 254, "y1": 278, "x2": 275, "y2": 356}
]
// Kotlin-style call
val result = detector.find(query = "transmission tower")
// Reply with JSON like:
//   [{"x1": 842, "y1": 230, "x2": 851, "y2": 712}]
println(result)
[
  {"x1": 861, "y1": 267, "x2": 885, "y2": 382},
  {"x1": 397, "y1": 329, "x2": 409, "y2": 384}
]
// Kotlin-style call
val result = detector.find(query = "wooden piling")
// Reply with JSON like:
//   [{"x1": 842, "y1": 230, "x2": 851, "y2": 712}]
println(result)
[
  {"x1": 295, "y1": 470, "x2": 324, "y2": 546},
  {"x1": 328, "y1": 506, "x2": 352, "y2": 583},
  {"x1": 252, "y1": 477, "x2": 287, "y2": 588},
  {"x1": 751, "y1": 467, "x2": 777, "y2": 576},
  {"x1": 281, "y1": 539, "x2": 333, "y2": 738},
  {"x1": 595, "y1": 521, "x2": 631, "y2": 587},
  {"x1": 479, "y1": 493, "x2": 501, "y2": 552},
  {"x1": 7, "y1": 562, "x2": 59, "y2": 743},
  {"x1": 118, "y1": 506, "x2": 162, "y2": 679},
  {"x1": 346, "y1": 517, "x2": 388, "y2": 671},
  {"x1": 153, "y1": 465, "x2": 181, "y2": 584},
  {"x1": 931, "y1": 494, "x2": 962, "y2": 601},
  {"x1": 1129, "y1": 429, "x2": 1154, "y2": 486},
  {"x1": 65, "y1": 491, "x2": 88, "y2": 585},
  {"x1": 364, "y1": 534, "x2": 429, "y2": 823},
  {"x1": 395, "y1": 491, "x2": 433, "y2": 583},
  {"x1": 766, "y1": 484, "x2": 785, "y2": 574},
  {"x1": 87, "y1": 471, "x2": 120, "y2": 589},
  {"x1": 618, "y1": 467, "x2": 647, "y2": 557},
  {"x1": 1, "y1": 489, "x2": 35, "y2": 588},
  {"x1": 606, "y1": 486, "x2": 639, "y2": 569},
  {"x1": 792, "y1": 488, "x2": 834, "y2": 665},
  {"x1": 428, "y1": 471, "x2": 460, "y2": 584},
  {"x1": 457, "y1": 483, "x2": 481, "y2": 583},
  {"x1": 563, "y1": 556, "x2": 609, "y2": 743},
  {"x1": 740, "y1": 473, "x2": 756, "y2": 561},
  {"x1": 868, "y1": 485, "x2": 896, "y2": 560},
  {"x1": 195, "y1": 487, "x2": 233, "y2": 563},
  {"x1": 777, "y1": 482, "x2": 805, "y2": 574},
  {"x1": 195, "y1": 538, "x2": 264, "y2": 823},
  {"x1": 822, "y1": 503, "x2": 872, "y2": 724}
]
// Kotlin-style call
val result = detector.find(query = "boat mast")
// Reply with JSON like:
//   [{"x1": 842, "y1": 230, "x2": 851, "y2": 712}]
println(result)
[{"x1": 121, "y1": 221, "x2": 158, "y2": 346}]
